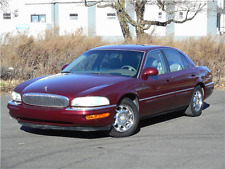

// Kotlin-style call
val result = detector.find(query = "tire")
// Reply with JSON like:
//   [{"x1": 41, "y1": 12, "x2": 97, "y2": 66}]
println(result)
[
  {"x1": 109, "y1": 98, "x2": 139, "y2": 137},
  {"x1": 185, "y1": 85, "x2": 204, "y2": 117}
]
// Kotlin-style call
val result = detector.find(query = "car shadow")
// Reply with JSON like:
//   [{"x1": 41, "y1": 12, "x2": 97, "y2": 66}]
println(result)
[
  {"x1": 203, "y1": 102, "x2": 210, "y2": 110},
  {"x1": 138, "y1": 110, "x2": 185, "y2": 130},
  {"x1": 138, "y1": 102, "x2": 210, "y2": 130},
  {"x1": 20, "y1": 102, "x2": 210, "y2": 138}
]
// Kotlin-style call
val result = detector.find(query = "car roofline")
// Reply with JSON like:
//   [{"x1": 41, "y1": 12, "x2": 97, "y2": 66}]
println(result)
[{"x1": 90, "y1": 44, "x2": 173, "y2": 52}]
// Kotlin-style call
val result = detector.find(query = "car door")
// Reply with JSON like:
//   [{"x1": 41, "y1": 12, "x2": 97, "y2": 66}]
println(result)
[
  {"x1": 161, "y1": 49, "x2": 196, "y2": 109},
  {"x1": 138, "y1": 50, "x2": 178, "y2": 117}
]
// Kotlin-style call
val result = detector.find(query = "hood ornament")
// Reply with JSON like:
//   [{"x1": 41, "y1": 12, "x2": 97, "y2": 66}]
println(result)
[{"x1": 44, "y1": 86, "x2": 48, "y2": 92}]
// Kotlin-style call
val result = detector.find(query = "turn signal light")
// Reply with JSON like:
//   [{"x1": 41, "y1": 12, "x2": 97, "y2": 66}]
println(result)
[{"x1": 86, "y1": 113, "x2": 110, "y2": 120}]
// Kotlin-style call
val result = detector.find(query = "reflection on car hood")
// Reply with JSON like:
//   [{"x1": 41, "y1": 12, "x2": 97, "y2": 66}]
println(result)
[{"x1": 22, "y1": 73, "x2": 130, "y2": 98}]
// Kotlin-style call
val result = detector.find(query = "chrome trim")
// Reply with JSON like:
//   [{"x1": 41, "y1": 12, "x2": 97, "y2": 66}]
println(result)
[
  {"x1": 205, "y1": 82, "x2": 214, "y2": 87},
  {"x1": 139, "y1": 87, "x2": 194, "y2": 102},
  {"x1": 23, "y1": 93, "x2": 69, "y2": 108},
  {"x1": 8, "y1": 100, "x2": 21, "y2": 106},
  {"x1": 66, "y1": 104, "x2": 116, "y2": 111}
]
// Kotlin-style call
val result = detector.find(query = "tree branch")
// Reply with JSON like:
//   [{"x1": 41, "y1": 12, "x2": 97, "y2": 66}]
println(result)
[
  {"x1": 147, "y1": 3, "x2": 206, "y2": 27},
  {"x1": 84, "y1": 0, "x2": 104, "y2": 7},
  {"x1": 0, "y1": 0, "x2": 9, "y2": 12}
]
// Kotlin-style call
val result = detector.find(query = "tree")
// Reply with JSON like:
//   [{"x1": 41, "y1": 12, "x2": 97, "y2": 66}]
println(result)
[
  {"x1": 84, "y1": 0, "x2": 206, "y2": 40},
  {"x1": 0, "y1": 0, "x2": 9, "y2": 12}
]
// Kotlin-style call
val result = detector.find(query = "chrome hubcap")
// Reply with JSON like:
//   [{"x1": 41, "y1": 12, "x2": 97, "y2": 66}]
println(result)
[
  {"x1": 193, "y1": 90, "x2": 203, "y2": 112},
  {"x1": 113, "y1": 105, "x2": 134, "y2": 132}
]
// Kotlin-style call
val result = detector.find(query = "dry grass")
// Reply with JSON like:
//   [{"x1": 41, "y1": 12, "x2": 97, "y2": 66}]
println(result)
[
  {"x1": 0, "y1": 79, "x2": 22, "y2": 94},
  {"x1": 1, "y1": 31, "x2": 224, "y2": 93},
  {"x1": 1, "y1": 29, "x2": 106, "y2": 81}
]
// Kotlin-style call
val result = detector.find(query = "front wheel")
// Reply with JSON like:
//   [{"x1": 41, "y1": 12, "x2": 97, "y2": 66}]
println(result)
[
  {"x1": 109, "y1": 98, "x2": 139, "y2": 137},
  {"x1": 185, "y1": 85, "x2": 204, "y2": 117}
]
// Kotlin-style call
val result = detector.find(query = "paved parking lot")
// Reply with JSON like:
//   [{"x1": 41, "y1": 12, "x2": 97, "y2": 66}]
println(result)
[{"x1": 1, "y1": 90, "x2": 225, "y2": 169}]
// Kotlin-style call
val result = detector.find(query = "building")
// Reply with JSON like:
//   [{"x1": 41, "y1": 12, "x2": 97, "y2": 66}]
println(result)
[
  {"x1": 217, "y1": 0, "x2": 225, "y2": 35},
  {"x1": 0, "y1": 0, "x2": 223, "y2": 40}
]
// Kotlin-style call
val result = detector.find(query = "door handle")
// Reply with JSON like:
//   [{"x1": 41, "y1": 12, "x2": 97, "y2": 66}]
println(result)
[{"x1": 166, "y1": 77, "x2": 173, "y2": 82}]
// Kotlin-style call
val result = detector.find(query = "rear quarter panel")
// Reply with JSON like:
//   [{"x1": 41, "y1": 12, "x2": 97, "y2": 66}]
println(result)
[{"x1": 194, "y1": 66, "x2": 214, "y2": 99}]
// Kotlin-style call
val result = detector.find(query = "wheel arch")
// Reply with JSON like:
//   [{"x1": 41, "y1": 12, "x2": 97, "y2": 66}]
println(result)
[
  {"x1": 196, "y1": 82, "x2": 205, "y2": 98},
  {"x1": 118, "y1": 93, "x2": 139, "y2": 111}
]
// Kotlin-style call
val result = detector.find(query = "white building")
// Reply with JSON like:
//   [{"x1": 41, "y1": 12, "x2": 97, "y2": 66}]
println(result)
[
  {"x1": 217, "y1": 0, "x2": 225, "y2": 35},
  {"x1": 0, "y1": 0, "x2": 222, "y2": 40}
]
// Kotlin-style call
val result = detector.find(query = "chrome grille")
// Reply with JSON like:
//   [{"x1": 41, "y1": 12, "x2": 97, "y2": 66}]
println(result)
[{"x1": 23, "y1": 93, "x2": 69, "y2": 108}]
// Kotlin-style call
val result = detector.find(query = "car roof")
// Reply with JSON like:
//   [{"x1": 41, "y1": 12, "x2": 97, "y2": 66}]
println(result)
[{"x1": 91, "y1": 44, "x2": 175, "y2": 52}]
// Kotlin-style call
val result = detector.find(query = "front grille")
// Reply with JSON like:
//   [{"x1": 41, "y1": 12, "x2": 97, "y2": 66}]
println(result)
[{"x1": 23, "y1": 93, "x2": 69, "y2": 108}]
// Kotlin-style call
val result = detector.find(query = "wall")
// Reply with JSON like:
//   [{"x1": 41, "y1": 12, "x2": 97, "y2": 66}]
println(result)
[
  {"x1": 144, "y1": 4, "x2": 166, "y2": 36},
  {"x1": 95, "y1": 6, "x2": 122, "y2": 37},
  {"x1": 58, "y1": 3, "x2": 88, "y2": 35}
]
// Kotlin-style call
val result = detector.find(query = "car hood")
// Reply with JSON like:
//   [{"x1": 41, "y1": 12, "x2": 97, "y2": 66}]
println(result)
[{"x1": 21, "y1": 73, "x2": 131, "y2": 98}]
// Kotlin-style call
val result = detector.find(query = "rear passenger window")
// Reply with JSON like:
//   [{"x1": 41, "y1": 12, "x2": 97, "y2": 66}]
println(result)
[
  {"x1": 179, "y1": 52, "x2": 190, "y2": 69},
  {"x1": 163, "y1": 50, "x2": 184, "y2": 72}
]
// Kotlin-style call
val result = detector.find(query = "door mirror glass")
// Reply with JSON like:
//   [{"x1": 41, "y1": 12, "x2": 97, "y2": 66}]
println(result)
[{"x1": 142, "y1": 67, "x2": 158, "y2": 80}]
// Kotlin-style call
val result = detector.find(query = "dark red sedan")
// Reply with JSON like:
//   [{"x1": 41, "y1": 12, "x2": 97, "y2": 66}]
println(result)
[{"x1": 8, "y1": 45, "x2": 214, "y2": 137}]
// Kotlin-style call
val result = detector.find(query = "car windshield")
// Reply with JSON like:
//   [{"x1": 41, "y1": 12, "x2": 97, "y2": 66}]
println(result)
[{"x1": 61, "y1": 50, "x2": 144, "y2": 78}]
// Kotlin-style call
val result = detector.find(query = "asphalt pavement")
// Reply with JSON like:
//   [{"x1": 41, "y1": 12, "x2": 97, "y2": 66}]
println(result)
[{"x1": 1, "y1": 90, "x2": 225, "y2": 169}]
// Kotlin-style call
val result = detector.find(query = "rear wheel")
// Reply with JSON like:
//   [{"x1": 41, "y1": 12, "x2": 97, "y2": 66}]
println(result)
[
  {"x1": 109, "y1": 98, "x2": 139, "y2": 137},
  {"x1": 185, "y1": 85, "x2": 204, "y2": 117}
]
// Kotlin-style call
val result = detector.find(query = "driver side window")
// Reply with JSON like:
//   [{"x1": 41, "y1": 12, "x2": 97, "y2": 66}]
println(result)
[{"x1": 144, "y1": 50, "x2": 166, "y2": 75}]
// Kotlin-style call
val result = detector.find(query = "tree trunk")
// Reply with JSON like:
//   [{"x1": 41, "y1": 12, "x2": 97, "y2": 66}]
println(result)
[
  {"x1": 115, "y1": 0, "x2": 132, "y2": 41},
  {"x1": 135, "y1": 0, "x2": 146, "y2": 39}
]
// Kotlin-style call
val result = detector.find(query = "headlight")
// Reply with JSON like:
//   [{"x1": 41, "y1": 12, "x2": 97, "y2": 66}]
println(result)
[
  {"x1": 71, "y1": 96, "x2": 110, "y2": 107},
  {"x1": 12, "y1": 91, "x2": 22, "y2": 102}
]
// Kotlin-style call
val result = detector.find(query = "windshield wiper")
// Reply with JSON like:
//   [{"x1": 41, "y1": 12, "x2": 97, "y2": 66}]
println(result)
[
  {"x1": 93, "y1": 72, "x2": 102, "y2": 74},
  {"x1": 61, "y1": 71, "x2": 71, "y2": 73}
]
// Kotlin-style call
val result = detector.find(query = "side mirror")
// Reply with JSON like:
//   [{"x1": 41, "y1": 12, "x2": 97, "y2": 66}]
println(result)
[
  {"x1": 61, "y1": 64, "x2": 69, "y2": 71},
  {"x1": 142, "y1": 67, "x2": 158, "y2": 80}
]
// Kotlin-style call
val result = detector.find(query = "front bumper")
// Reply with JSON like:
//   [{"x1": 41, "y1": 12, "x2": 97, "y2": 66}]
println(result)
[
  {"x1": 19, "y1": 121, "x2": 111, "y2": 131},
  {"x1": 204, "y1": 82, "x2": 214, "y2": 99},
  {"x1": 8, "y1": 101, "x2": 116, "y2": 131}
]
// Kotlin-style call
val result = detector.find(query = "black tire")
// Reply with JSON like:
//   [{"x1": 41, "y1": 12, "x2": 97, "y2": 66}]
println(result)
[
  {"x1": 185, "y1": 85, "x2": 204, "y2": 117},
  {"x1": 109, "y1": 98, "x2": 139, "y2": 137}
]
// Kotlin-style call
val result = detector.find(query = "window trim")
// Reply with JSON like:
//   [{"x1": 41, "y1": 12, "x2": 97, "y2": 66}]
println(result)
[
  {"x1": 70, "y1": 13, "x2": 78, "y2": 20},
  {"x1": 3, "y1": 13, "x2": 11, "y2": 19},
  {"x1": 107, "y1": 13, "x2": 116, "y2": 20},
  {"x1": 158, "y1": 12, "x2": 162, "y2": 19},
  {"x1": 179, "y1": 12, "x2": 184, "y2": 19},
  {"x1": 31, "y1": 14, "x2": 46, "y2": 23}
]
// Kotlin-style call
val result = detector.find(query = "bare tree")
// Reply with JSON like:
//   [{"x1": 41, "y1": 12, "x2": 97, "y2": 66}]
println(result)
[
  {"x1": 0, "y1": 0, "x2": 9, "y2": 12},
  {"x1": 85, "y1": 0, "x2": 206, "y2": 40}
]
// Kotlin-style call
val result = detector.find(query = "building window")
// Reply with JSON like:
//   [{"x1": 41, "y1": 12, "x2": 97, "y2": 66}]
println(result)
[
  {"x1": 107, "y1": 13, "x2": 116, "y2": 20},
  {"x1": 31, "y1": 14, "x2": 46, "y2": 23},
  {"x1": 158, "y1": 12, "x2": 162, "y2": 19},
  {"x1": 3, "y1": 13, "x2": 11, "y2": 19},
  {"x1": 70, "y1": 13, "x2": 78, "y2": 20},
  {"x1": 179, "y1": 12, "x2": 183, "y2": 19}
]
